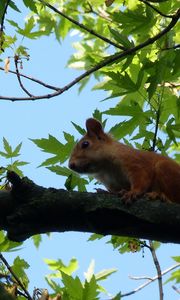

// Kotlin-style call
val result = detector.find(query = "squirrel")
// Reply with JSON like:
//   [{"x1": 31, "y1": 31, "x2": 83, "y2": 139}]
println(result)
[{"x1": 68, "y1": 118, "x2": 180, "y2": 204}]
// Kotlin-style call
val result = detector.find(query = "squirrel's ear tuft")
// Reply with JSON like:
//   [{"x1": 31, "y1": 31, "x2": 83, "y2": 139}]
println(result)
[{"x1": 86, "y1": 118, "x2": 104, "y2": 138}]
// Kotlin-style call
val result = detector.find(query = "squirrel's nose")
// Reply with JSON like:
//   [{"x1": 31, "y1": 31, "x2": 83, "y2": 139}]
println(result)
[{"x1": 69, "y1": 162, "x2": 76, "y2": 170}]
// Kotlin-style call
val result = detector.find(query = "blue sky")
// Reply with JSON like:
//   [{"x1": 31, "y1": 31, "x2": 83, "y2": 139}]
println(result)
[{"x1": 0, "y1": 2, "x2": 179, "y2": 299}]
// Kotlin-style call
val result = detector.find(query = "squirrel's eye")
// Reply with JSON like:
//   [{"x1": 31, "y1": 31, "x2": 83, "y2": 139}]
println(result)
[{"x1": 81, "y1": 141, "x2": 89, "y2": 149}]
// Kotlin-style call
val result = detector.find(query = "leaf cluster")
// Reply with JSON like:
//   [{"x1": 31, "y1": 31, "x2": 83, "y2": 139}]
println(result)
[
  {"x1": 44, "y1": 258, "x2": 119, "y2": 300},
  {"x1": 0, "y1": 138, "x2": 28, "y2": 187}
]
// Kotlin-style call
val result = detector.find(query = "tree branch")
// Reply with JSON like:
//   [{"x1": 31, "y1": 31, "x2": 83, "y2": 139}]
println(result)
[
  {"x1": 139, "y1": 0, "x2": 174, "y2": 18},
  {"x1": 0, "y1": 8, "x2": 179, "y2": 101},
  {"x1": 0, "y1": 253, "x2": 32, "y2": 300},
  {"x1": 0, "y1": 172, "x2": 180, "y2": 244},
  {"x1": 121, "y1": 263, "x2": 180, "y2": 298},
  {"x1": 38, "y1": 0, "x2": 126, "y2": 51},
  {"x1": 0, "y1": 67, "x2": 61, "y2": 91},
  {"x1": 149, "y1": 241, "x2": 163, "y2": 300},
  {"x1": 14, "y1": 56, "x2": 34, "y2": 97}
]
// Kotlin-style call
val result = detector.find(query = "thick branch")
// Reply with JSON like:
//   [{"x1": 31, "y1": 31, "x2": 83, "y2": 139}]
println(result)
[
  {"x1": 0, "y1": 172, "x2": 180, "y2": 243},
  {"x1": 0, "y1": 8, "x2": 179, "y2": 101}
]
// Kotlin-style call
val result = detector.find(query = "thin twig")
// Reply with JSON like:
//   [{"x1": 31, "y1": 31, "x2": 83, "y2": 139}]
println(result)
[
  {"x1": 0, "y1": 253, "x2": 32, "y2": 300},
  {"x1": 14, "y1": 56, "x2": 34, "y2": 97},
  {"x1": 129, "y1": 275, "x2": 153, "y2": 281},
  {"x1": 38, "y1": 0, "x2": 126, "y2": 51},
  {"x1": 86, "y1": 2, "x2": 111, "y2": 21},
  {"x1": 161, "y1": 44, "x2": 180, "y2": 50},
  {"x1": 149, "y1": 241, "x2": 163, "y2": 300},
  {"x1": 0, "y1": 67, "x2": 61, "y2": 90},
  {"x1": 120, "y1": 263, "x2": 180, "y2": 298},
  {"x1": 139, "y1": 0, "x2": 174, "y2": 18},
  {"x1": 0, "y1": 8, "x2": 179, "y2": 101},
  {"x1": 0, "y1": 0, "x2": 11, "y2": 51},
  {"x1": 172, "y1": 285, "x2": 180, "y2": 294}
]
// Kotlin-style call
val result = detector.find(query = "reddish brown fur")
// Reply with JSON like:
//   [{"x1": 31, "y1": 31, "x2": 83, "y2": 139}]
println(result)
[{"x1": 69, "y1": 118, "x2": 180, "y2": 204}]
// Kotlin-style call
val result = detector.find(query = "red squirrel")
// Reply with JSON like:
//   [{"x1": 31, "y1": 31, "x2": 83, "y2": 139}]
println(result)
[{"x1": 69, "y1": 118, "x2": 180, "y2": 204}]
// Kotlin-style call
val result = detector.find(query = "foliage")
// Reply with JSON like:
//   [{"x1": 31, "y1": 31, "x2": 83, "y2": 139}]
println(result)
[
  {"x1": 0, "y1": 0, "x2": 179, "y2": 299},
  {"x1": 0, "y1": 138, "x2": 28, "y2": 186},
  {"x1": 44, "y1": 258, "x2": 117, "y2": 299}
]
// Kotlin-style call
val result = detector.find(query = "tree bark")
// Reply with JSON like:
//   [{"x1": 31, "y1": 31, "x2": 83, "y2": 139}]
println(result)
[{"x1": 0, "y1": 172, "x2": 180, "y2": 243}]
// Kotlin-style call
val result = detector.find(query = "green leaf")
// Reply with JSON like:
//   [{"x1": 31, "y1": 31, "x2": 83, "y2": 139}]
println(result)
[
  {"x1": 165, "y1": 269, "x2": 180, "y2": 284},
  {"x1": 0, "y1": 151, "x2": 9, "y2": 158},
  {"x1": 7, "y1": 20, "x2": 20, "y2": 29},
  {"x1": 109, "y1": 27, "x2": 133, "y2": 48},
  {"x1": 95, "y1": 268, "x2": 117, "y2": 282},
  {"x1": 0, "y1": 236, "x2": 22, "y2": 252},
  {"x1": 65, "y1": 173, "x2": 88, "y2": 192},
  {"x1": 47, "y1": 166, "x2": 71, "y2": 177},
  {"x1": 121, "y1": 54, "x2": 134, "y2": 73},
  {"x1": 22, "y1": 0, "x2": 37, "y2": 13},
  {"x1": 61, "y1": 272, "x2": 83, "y2": 299},
  {"x1": 71, "y1": 122, "x2": 86, "y2": 135},
  {"x1": 31, "y1": 134, "x2": 75, "y2": 165},
  {"x1": 3, "y1": 138, "x2": 12, "y2": 156},
  {"x1": 151, "y1": 241, "x2": 161, "y2": 250},
  {"x1": 39, "y1": 156, "x2": 62, "y2": 167},
  {"x1": 108, "y1": 236, "x2": 142, "y2": 254},
  {"x1": 83, "y1": 276, "x2": 99, "y2": 300},
  {"x1": 9, "y1": 0, "x2": 21, "y2": 12},
  {"x1": 0, "y1": 2, "x2": 6, "y2": 19},
  {"x1": 92, "y1": 110, "x2": 104, "y2": 125},
  {"x1": 12, "y1": 256, "x2": 29, "y2": 287},
  {"x1": 44, "y1": 258, "x2": 79, "y2": 276},
  {"x1": 84, "y1": 260, "x2": 96, "y2": 282},
  {"x1": 88, "y1": 234, "x2": 104, "y2": 241},
  {"x1": 147, "y1": 75, "x2": 158, "y2": 100},
  {"x1": 0, "y1": 139, "x2": 24, "y2": 160},
  {"x1": 12, "y1": 142, "x2": 22, "y2": 156},
  {"x1": 108, "y1": 72, "x2": 137, "y2": 94},
  {"x1": 111, "y1": 292, "x2": 121, "y2": 300},
  {"x1": 104, "y1": 101, "x2": 143, "y2": 117},
  {"x1": 166, "y1": 118, "x2": 178, "y2": 145},
  {"x1": 172, "y1": 256, "x2": 180, "y2": 263},
  {"x1": 32, "y1": 234, "x2": 42, "y2": 249},
  {"x1": 110, "y1": 118, "x2": 140, "y2": 139},
  {"x1": 45, "y1": 277, "x2": 62, "y2": 294},
  {"x1": 0, "y1": 231, "x2": 5, "y2": 244}
]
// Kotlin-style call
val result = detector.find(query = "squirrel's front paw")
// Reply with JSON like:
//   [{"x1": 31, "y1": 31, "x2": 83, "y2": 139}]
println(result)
[{"x1": 121, "y1": 190, "x2": 141, "y2": 204}]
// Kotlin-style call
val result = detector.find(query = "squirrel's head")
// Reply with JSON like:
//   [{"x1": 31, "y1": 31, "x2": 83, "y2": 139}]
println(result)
[{"x1": 68, "y1": 118, "x2": 112, "y2": 174}]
